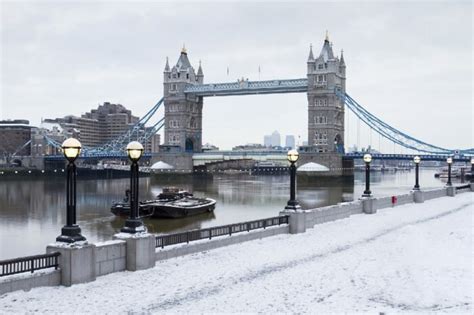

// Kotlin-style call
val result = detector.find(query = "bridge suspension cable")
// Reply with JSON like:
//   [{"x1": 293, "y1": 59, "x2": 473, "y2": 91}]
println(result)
[{"x1": 336, "y1": 90, "x2": 473, "y2": 155}]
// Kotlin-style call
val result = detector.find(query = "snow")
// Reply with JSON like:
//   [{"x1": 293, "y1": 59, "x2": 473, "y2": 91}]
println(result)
[
  {"x1": 297, "y1": 162, "x2": 330, "y2": 172},
  {"x1": 46, "y1": 240, "x2": 89, "y2": 248},
  {"x1": 1, "y1": 193, "x2": 472, "y2": 314},
  {"x1": 150, "y1": 161, "x2": 174, "y2": 170},
  {"x1": 113, "y1": 231, "x2": 148, "y2": 239},
  {"x1": 95, "y1": 240, "x2": 125, "y2": 247}
]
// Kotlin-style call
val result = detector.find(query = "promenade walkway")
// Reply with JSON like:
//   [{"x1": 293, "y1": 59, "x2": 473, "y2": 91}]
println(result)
[{"x1": 1, "y1": 193, "x2": 472, "y2": 313}]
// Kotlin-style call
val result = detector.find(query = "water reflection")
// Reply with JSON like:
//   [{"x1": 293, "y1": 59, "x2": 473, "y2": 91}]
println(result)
[{"x1": 0, "y1": 170, "x2": 446, "y2": 259}]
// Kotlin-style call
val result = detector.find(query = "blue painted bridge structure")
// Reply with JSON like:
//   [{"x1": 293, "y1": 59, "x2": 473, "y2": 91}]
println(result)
[
  {"x1": 42, "y1": 39, "x2": 473, "y2": 162},
  {"x1": 44, "y1": 76, "x2": 473, "y2": 160}
]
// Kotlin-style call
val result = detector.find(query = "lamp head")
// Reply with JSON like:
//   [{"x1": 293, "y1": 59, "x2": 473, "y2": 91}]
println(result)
[
  {"x1": 363, "y1": 153, "x2": 372, "y2": 163},
  {"x1": 287, "y1": 149, "x2": 299, "y2": 163},
  {"x1": 126, "y1": 141, "x2": 144, "y2": 162},
  {"x1": 446, "y1": 157, "x2": 453, "y2": 164},
  {"x1": 413, "y1": 156, "x2": 421, "y2": 164},
  {"x1": 61, "y1": 138, "x2": 82, "y2": 162}
]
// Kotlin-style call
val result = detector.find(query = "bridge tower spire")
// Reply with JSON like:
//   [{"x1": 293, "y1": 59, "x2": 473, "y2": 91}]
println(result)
[
  {"x1": 163, "y1": 47, "x2": 204, "y2": 152},
  {"x1": 306, "y1": 34, "x2": 346, "y2": 155}
]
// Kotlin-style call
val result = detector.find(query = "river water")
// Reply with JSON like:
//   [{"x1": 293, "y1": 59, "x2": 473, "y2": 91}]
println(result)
[{"x1": 0, "y1": 170, "x2": 448, "y2": 259}]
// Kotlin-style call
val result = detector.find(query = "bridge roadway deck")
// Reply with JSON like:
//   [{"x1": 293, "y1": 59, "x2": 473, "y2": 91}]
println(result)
[{"x1": 184, "y1": 78, "x2": 308, "y2": 97}]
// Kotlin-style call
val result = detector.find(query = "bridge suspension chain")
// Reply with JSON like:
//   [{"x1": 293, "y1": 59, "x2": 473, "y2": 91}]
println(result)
[
  {"x1": 336, "y1": 90, "x2": 473, "y2": 155},
  {"x1": 43, "y1": 97, "x2": 165, "y2": 156}
]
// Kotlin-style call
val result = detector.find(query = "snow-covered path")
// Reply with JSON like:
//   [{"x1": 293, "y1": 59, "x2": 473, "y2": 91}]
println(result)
[{"x1": 1, "y1": 193, "x2": 473, "y2": 314}]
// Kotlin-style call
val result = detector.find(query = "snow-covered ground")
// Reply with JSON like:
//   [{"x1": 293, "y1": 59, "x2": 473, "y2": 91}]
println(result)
[{"x1": 1, "y1": 193, "x2": 473, "y2": 314}]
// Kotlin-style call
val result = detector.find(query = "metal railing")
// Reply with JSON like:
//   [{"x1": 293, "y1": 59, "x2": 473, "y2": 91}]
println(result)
[
  {"x1": 0, "y1": 252, "x2": 60, "y2": 277},
  {"x1": 155, "y1": 215, "x2": 289, "y2": 249},
  {"x1": 455, "y1": 184, "x2": 471, "y2": 191}
]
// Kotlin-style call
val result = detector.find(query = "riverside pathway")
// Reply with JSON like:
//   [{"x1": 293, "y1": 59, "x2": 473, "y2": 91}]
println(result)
[{"x1": 1, "y1": 193, "x2": 472, "y2": 314}]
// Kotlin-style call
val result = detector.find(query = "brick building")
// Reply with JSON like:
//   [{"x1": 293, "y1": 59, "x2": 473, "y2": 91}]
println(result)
[{"x1": 0, "y1": 120, "x2": 33, "y2": 157}]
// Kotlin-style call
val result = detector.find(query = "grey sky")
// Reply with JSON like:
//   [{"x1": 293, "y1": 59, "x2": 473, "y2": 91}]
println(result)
[{"x1": 1, "y1": 0, "x2": 472, "y2": 151}]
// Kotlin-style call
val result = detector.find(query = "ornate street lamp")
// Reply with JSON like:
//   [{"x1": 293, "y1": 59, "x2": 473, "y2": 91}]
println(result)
[
  {"x1": 413, "y1": 156, "x2": 421, "y2": 190},
  {"x1": 362, "y1": 153, "x2": 372, "y2": 197},
  {"x1": 285, "y1": 149, "x2": 301, "y2": 210},
  {"x1": 446, "y1": 157, "x2": 453, "y2": 186},
  {"x1": 121, "y1": 141, "x2": 145, "y2": 233},
  {"x1": 56, "y1": 138, "x2": 86, "y2": 243}
]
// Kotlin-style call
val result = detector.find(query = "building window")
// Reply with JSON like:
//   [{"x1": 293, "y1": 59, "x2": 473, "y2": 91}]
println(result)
[
  {"x1": 170, "y1": 84, "x2": 177, "y2": 92},
  {"x1": 189, "y1": 117, "x2": 197, "y2": 128},
  {"x1": 170, "y1": 120, "x2": 179, "y2": 128},
  {"x1": 318, "y1": 64, "x2": 323, "y2": 70},
  {"x1": 168, "y1": 104, "x2": 177, "y2": 112},
  {"x1": 317, "y1": 74, "x2": 327, "y2": 83},
  {"x1": 314, "y1": 99, "x2": 328, "y2": 107},
  {"x1": 313, "y1": 132, "x2": 328, "y2": 145},
  {"x1": 315, "y1": 116, "x2": 327, "y2": 124},
  {"x1": 169, "y1": 134, "x2": 180, "y2": 145}
]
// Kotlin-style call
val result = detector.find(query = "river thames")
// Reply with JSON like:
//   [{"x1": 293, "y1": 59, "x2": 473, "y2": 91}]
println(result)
[{"x1": 0, "y1": 170, "x2": 448, "y2": 259}]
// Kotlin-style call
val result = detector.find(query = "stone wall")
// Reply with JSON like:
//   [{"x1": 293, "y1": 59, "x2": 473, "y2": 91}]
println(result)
[
  {"x1": 0, "y1": 270, "x2": 60, "y2": 296},
  {"x1": 305, "y1": 202, "x2": 359, "y2": 228},
  {"x1": 303, "y1": 187, "x2": 453, "y2": 229},
  {"x1": 424, "y1": 188, "x2": 448, "y2": 200},
  {"x1": 95, "y1": 240, "x2": 127, "y2": 277}
]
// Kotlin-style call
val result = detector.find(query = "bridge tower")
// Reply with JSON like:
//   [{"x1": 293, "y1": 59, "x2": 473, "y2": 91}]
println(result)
[
  {"x1": 163, "y1": 46, "x2": 203, "y2": 152},
  {"x1": 306, "y1": 33, "x2": 346, "y2": 154}
]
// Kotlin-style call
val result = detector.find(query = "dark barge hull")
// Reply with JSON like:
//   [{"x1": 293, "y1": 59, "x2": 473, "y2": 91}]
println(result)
[
  {"x1": 111, "y1": 199, "x2": 216, "y2": 219},
  {"x1": 110, "y1": 204, "x2": 153, "y2": 217},
  {"x1": 148, "y1": 201, "x2": 216, "y2": 218}
]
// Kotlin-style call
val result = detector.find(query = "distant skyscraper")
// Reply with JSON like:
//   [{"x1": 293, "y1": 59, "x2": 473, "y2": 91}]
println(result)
[
  {"x1": 271, "y1": 130, "x2": 280, "y2": 147},
  {"x1": 264, "y1": 135, "x2": 272, "y2": 147},
  {"x1": 285, "y1": 135, "x2": 295, "y2": 149}
]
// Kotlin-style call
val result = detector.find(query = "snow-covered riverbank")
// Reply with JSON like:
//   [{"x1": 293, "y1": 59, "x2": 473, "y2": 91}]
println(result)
[{"x1": 1, "y1": 193, "x2": 472, "y2": 314}]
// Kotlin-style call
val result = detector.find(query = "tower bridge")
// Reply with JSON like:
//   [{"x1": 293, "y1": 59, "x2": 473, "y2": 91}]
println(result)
[
  {"x1": 163, "y1": 35, "x2": 345, "y2": 157},
  {"x1": 160, "y1": 35, "x2": 347, "y2": 175}
]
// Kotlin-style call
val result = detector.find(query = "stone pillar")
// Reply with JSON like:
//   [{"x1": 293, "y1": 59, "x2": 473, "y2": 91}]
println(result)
[
  {"x1": 114, "y1": 233, "x2": 155, "y2": 271},
  {"x1": 46, "y1": 243, "x2": 96, "y2": 287},
  {"x1": 362, "y1": 198, "x2": 377, "y2": 214},
  {"x1": 413, "y1": 190, "x2": 425, "y2": 203},
  {"x1": 280, "y1": 210, "x2": 306, "y2": 234},
  {"x1": 470, "y1": 183, "x2": 474, "y2": 191},
  {"x1": 446, "y1": 186, "x2": 456, "y2": 197}
]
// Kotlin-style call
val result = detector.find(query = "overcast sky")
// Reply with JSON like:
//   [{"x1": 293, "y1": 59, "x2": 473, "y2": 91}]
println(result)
[{"x1": 1, "y1": 0, "x2": 472, "y2": 151}]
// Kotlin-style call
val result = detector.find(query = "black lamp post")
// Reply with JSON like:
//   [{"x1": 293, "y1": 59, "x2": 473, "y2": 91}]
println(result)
[
  {"x1": 362, "y1": 153, "x2": 372, "y2": 197},
  {"x1": 285, "y1": 149, "x2": 301, "y2": 210},
  {"x1": 446, "y1": 157, "x2": 453, "y2": 186},
  {"x1": 56, "y1": 138, "x2": 86, "y2": 243},
  {"x1": 121, "y1": 141, "x2": 145, "y2": 233},
  {"x1": 413, "y1": 156, "x2": 421, "y2": 190}
]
